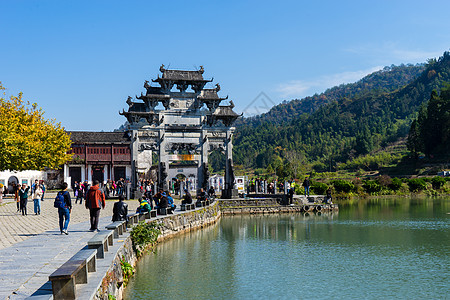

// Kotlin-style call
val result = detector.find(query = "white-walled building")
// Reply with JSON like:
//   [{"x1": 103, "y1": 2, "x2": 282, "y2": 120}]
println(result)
[{"x1": 0, "y1": 170, "x2": 45, "y2": 193}]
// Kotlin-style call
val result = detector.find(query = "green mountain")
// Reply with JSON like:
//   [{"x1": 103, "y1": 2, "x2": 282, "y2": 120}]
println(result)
[
  {"x1": 238, "y1": 63, "x2": 425, "y2": 127},
  {"x1": 233, "y1": 51, "x2": 450, "y2": 173}
]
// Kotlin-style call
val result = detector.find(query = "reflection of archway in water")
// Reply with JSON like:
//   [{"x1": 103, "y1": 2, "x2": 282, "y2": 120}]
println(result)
[{"x1": 7, "y1": 176, "x2": 18, "y2": 193}]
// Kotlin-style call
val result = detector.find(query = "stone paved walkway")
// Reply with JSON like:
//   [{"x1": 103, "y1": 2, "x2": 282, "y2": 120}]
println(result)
[
  {"x1": 0, "y1": 193, "x2": 136, "y2": 250},
  {"x1": 0, "y1": 193, "x2": 138, "y2": 299}
]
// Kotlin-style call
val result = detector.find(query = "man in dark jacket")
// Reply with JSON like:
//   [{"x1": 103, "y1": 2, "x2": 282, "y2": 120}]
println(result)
[
  {"x1": 158, "y1": 192, "x2": 168, "y2": 209},
  {"x1": 303, "y1": 177, "x2": 310, "y2": 197},
  {"x1": 181, "y1": 189, "x2": 193, "y2": 204},
  {"x1": 19, "y1": 184, "x2": 30, "y2": 215},
  {"x1": 208, "y1": 186, "x2": 216, "y2": 199},
  {"x1": 288, "y1": 185, "x2": 294, "y2": 205},
  {"x1": 86, "y1": 180, "x2": 106, "y2": 231},
  {"x1": 112, "y1": 195, "x2": 128, "y2": 221}
]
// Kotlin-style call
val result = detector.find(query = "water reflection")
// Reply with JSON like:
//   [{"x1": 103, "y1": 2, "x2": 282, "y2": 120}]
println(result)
[{"x1": 124, "y1": 197, "x2": 450, "y2": 300}]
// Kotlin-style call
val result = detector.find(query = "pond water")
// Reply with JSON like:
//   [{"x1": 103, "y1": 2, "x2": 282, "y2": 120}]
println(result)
[{"x1": 124, "y1": 197, "x2": 450, "y2": 299}]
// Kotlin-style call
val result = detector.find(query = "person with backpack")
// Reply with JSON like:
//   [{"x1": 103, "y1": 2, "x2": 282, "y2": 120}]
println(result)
[
  {"x1": 55, "y1": 182, "x2": 71, "y2": 235},
  {"x1": 85, "y1": 180, "x2": 106, "y2": 232}
]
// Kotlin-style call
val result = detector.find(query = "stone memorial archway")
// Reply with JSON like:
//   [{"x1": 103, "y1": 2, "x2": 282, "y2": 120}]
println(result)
[{"x1": 120, "y1": 65, "x2": 240, "y2": 197}]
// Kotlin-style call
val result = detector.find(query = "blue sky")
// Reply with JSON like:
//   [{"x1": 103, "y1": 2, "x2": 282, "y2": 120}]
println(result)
[{"x1": 1, "y1": 0, "x2": 449, "y2": 131}]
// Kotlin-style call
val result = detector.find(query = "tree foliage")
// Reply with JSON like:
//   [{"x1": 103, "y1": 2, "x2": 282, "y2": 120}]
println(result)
[
  {"x1": 0, "y1": 82, "x2": 72, "y2": 171},
  {"x1": 407, "y1": 82, "x2": 450, "y2": 157},
  {"x1": 232, "y1": 52, "x2": 450, "y2": 171}
]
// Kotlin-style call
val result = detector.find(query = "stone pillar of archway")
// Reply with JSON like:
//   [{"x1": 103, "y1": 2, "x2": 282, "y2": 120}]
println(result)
[
  {"x1": 198, "y1": 129, "x2": 209, "y2": 190},
  {"x1": 158, "y1": 129, "x2": 168, "y2": 191},
  {"x1": 222, "y1": 129, "x2": 238, "y2": 198},
  {"x1": 131, "y1": 130, "x2": 139, "y2": 190}
]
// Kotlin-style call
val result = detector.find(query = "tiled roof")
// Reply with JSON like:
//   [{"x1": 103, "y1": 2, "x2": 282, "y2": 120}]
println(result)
[
  {"x1": 162, "y1": 69, "x2": 204, "y2": 81},
  {"x1": 68, "y1": 131, "x2": 131, "y2": 144}
]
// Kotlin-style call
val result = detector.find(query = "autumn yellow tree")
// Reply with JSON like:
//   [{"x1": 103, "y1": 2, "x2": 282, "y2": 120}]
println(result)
[{"x1": 0, "y1": 82, "x2": 72, "y2": 171}]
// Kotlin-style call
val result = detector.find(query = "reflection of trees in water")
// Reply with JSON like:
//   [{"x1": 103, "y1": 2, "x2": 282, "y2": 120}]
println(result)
[
  {"x1": 126, "y1": 201, "x2": 449, "y2": 299},
  {"x1": 220, "y1": 212, "x2": 337, "y2": 243},
  {"x1": 340, "y1": 197, "x2": 449, "y2": 219}
]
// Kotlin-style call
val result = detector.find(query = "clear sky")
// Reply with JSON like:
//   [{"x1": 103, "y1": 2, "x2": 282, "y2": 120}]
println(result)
[{"x1": 1, "y1": 0, "x2": 449, "y2": 131}]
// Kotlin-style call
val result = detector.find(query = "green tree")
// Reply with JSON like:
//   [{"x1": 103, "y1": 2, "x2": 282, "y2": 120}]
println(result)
[
  {"x1": 407, "y1": 119, "x2": 421, "y2": 158},
  {"x1": 431, "y1": 176, "x2": 445, "y2": 190},
  {"x1": 407, "y1": 178, "x2": 427, "y2": 192},
  {"x1": 389, "y1": 177, "x2": 403, "y2": 191},
  {"x1": 408, "y1": 83, "x2": 450, "y2": 157},
  {"x1": 0, "y1": 83, "x2": 72, "y2": 171}
]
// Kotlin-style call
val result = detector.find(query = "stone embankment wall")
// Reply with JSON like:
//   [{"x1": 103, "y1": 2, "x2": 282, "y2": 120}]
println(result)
[
  {"x1": 96, "y1": 202, "x2": 221, "y2": 300},
  {"x1": 96, "y1": 199, "x2": 336, "y2": 299},
  {"x1": 95, "y1": 236, "x2": 137, "y2": 300},
  {"x1": 219, "y1": 198, "x2": 338, "y2": 215},
  {"x1": 156, "y1": 203, "x2": 221, "y2": 241}
]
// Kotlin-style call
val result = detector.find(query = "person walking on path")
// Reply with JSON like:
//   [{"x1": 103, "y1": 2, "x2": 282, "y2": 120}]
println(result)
[
  {"x1": 73, "y1": 181, "x2": 83, "y2": 204},
  {"x1": 112, "y1": 195, "x2": 128, "y2": 222},
  {"x1": 288, "y1": 184, "x2": 294, "y2": 205},
  {"x1": 32, "y1": 182, "x2": 43, "y2": 215},
  {"x1": 14, "y1": 183, "x2": 20, "y2": 212},
  {"x1": 31, "y1": 179, "x2": 38, "y2": 192},
  {"x1": 57, "y1": 182, "x2": 72, "y2": 234},
  {"x1": 303, "y1": 177, "x2": 310, "y2": 197},
  {"x1": 19, "y1": 184, "x2": 30, "y2": 216},
  {"x1": 40, "y1": 181, "x2": 46, "y2": 201},
  {"x1": 86, "y1": 180, "x2": 106, "y2": 232},
  {"x1": 82, "y1": 181, "x2": 90, "y2": 204}
]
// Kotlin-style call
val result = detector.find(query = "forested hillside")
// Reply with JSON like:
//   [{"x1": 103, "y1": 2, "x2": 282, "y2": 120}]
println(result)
[
  {"x1": 408, "y1": 83, "x2": 450, "y2": 157},
  {"x1": 238, "y1": 64, "x2": 425, "y2": 127},
  {"x1": 233, "y1": 52, "x2": 450, "y2": 174}
]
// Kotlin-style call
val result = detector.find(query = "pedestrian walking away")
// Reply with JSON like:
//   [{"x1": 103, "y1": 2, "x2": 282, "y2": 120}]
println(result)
[
  {"x1": 13, "y1": 183, "x2": 20, "y2": 212},
  {"x1": 0, "y1": 183, "x2": 3, "y2": 204},
  {"x1": 86, "y1": 180, "x2": 106, "y2": 231},
  {"x1": 55, "y1": 182, "x2": 72, "y2": 235},
  {"x1": 40, "y1": 181, "x2": 46, "y2": 201}
]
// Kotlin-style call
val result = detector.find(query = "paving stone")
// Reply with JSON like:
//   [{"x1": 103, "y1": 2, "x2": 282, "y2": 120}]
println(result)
[{"x1": 0, "y1": 193, "x2": 137, "y2": 299}]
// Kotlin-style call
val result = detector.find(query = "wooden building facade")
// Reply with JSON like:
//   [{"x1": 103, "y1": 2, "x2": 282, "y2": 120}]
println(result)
[{"x1": 64, "y1": 131, "x2": 132, "y2": 187}]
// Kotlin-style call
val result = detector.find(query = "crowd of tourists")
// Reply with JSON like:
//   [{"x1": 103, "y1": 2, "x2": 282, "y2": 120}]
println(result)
[
  {"x1": 247, "y1": 176, "x2": 332, "y2": 204},
  {"x1": 247, "y1": 178, "x2": 295, "y2": 194},
  {"x1": 4, "y1": 180, "x2": 46, "y2": 216},
  {"x1": 73, "y1": 178, "x2": 127, "y2": 201},
  {"x1": 2, "y1": 175, "x2": 332, "y2": 236}
]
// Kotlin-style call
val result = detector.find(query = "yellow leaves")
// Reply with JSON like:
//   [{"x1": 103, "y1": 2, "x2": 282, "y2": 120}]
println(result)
[{"x1": 0, "y1": 82, "x2": 72, "y2": 171}]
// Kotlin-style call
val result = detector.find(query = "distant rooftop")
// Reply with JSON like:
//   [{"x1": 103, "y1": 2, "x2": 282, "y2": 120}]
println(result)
[
  {"x1": 68, "y1": 131, "x2": 131, "y2": 144},
  {"x1": 156, "y1": 64, "x2": 209, "y2": 82}
]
